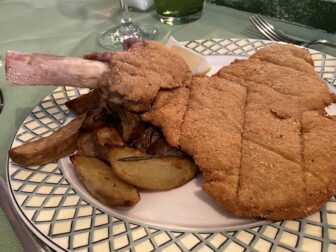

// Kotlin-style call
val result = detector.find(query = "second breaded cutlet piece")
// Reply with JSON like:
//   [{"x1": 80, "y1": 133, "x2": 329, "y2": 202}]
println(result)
[
  {"x1": 85, "y1": 40, "x2": 192, "y2": 112},
  {"x1": 141, "y1": 87, "x2": 190, "y2": 147}
]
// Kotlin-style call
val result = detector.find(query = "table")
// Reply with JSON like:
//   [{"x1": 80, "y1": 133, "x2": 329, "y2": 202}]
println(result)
[{"x1": 0, "y1": 1, "x2": 335, "y2": 251}]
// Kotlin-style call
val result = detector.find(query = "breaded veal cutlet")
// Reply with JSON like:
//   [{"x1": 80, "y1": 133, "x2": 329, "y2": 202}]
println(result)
[{"x1": 142, "y1": 44, "x2": 336, "y2": 220}]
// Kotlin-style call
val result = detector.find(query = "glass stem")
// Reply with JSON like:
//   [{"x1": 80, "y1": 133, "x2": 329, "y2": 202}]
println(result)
[{"x1": 119, "y1": 0, "x2": 132, "y2": 26}]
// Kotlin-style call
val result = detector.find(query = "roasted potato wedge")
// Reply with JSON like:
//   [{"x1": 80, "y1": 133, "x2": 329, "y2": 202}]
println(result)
[
  {"x1": 94, "y1": 126, "x2": 124, "y2": 160},
  {"x1": 108, "y1": 147, "x2": 198, "y2": 190},
  {"x1": 65, "y1": 89, "x2": 100, "y2": 115},
  {"x1": 146, "y1": 138, "x2": 184, "y2": 157},
  {"x1": 71, "y1": 155, "x2": 140, "y2": 207},
  {"x1": 131, "y1": 127, "x2": 161, "y2": 153},
  {"x1": 9, "y1": 114, "x2": 86, "y2": 166},
  {"x1": 131, "y1": 127, "x2": 183, "y2": 156},
  {"x1": 118, "y1": 110, "x2": 145, "y2": 143},
  {"x1": 77, "y1": 132, "x2": 99, "y2": 157},
  {"x1": 81, "y1": 106, "x2": 108, "y2": 130},
  {"x1": 94, "y1": 126, "x2": 124, "y2": 147}
]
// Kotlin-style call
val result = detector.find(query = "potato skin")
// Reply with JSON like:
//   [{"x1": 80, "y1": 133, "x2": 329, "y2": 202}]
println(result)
[
  {"x1": 94, "y1": 126, "x2": 124, "y2": 148},
  {"x1": 118, "y1": 109, "x2": 145, "y2": 143},
  {"x1": 70, "y1": 155, "x2": 140, "y2": 207},
  {"x1": 108, "y1": 147, "x2": 198, "y2": 190},
  {"x1": 9, "y1": 114, "x2": 85, "y2": 166},
  {"x1": 93, "y1": 126, "x2": 125, "y2": 160},
  {"x1": 65, "y1": 89, "x2": 100, "y2": 115},
  {"x1": 77, "y1": 132, "x2": 99, "y2": 157}
]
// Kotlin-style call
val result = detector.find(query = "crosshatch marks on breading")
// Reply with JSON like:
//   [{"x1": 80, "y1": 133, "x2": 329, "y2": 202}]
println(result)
[
  {"x1": 179, "y1": 76, "x2": 246, "y2": 175},
  {"x1": 243, "y1": 83, "x2": 302, "y2": 164},
  {"x1": 302, "y1": 112, "x2": 336, "y2": 199},
  {"x1": 240, "y1": 80, "x2": 306, "y2": 219},
  {"x1": 191, "y1": 74, "x2": 306, "y2": 220},
  {"x1": 179, "y1": 76, "x2": 247, "y2": 217},
  {"x1": 239, "y1": 140, "x2": 306, "y2": 219},
  {"x1": 215, "y1": 53, "x2": 335, "y2": 211},
  {"x1": 142, "y1": 44, "x2": 336, "y2": 220},
  {"x1": 213, "y1": 45, "x2": 335, "y2": 219}
]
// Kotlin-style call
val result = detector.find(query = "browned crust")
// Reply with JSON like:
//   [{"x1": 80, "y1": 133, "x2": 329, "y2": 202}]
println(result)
[
  {"x1": 96, "y1": 40, "x2": 192, "y2": 111},
  {"x1": 142, "y1": 44, "x2": 336, "y2": 220},
  {"x1": 251, "y1": 43, "x2": 315, "y2": 74},
  {"x1": 9, "y1": 114, "x2": 85, "y2": 166}
]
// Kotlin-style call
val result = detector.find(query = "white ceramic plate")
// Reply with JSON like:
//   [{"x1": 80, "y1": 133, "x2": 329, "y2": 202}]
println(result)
[{"x1": 7, "y1": 39, "x2": 336, "y2": 252}]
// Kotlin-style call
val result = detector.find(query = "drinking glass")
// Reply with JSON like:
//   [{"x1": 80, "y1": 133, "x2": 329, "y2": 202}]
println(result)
[
  {"x1": 98, "y1": 0, "x2": 158, "y2": 49},
  {"x1": 154, "y1": 0, "x2": 204, "y2": 25}
]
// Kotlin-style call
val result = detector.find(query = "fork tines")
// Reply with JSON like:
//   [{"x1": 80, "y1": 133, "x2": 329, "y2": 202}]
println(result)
[{"x1": 250, "y1": 14, "x2": 299, "y2": 44}]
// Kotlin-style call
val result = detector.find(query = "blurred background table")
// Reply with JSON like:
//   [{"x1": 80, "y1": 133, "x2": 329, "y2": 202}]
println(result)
[
  {"x1": 209, "y1": 0, "x2": 336, "y2": 33},
  {"x1": 0, "y1": 0, "x2": 335, "y2": 251}
]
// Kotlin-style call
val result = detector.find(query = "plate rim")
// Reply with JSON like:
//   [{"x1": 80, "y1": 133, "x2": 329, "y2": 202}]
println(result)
[{"x1": 6, "y1": 38, "x2": 336, "y2": 252}]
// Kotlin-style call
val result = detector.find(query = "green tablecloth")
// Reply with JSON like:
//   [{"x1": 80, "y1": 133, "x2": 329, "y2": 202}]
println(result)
[{"x1": 0, "y1": 1, "x2": 335, "y2": 251}]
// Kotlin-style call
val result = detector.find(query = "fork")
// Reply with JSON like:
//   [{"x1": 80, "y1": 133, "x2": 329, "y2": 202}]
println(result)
[{"x1": 250, "y1": 14, "x2": 336, "y2": 48}]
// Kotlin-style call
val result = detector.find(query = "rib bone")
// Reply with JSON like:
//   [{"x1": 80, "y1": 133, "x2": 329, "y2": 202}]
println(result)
[{"x1": 5, "y1": 51, "x2": 109, "y2": 88}]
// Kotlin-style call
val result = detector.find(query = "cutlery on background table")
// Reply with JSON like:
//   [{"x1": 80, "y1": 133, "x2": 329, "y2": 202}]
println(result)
[
  {"x1": 0, "y1": 177, "x2": 53, "y2": 252},
  {"x1": 250, "y1": 14, "x2": 336, "y2": 48}
]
